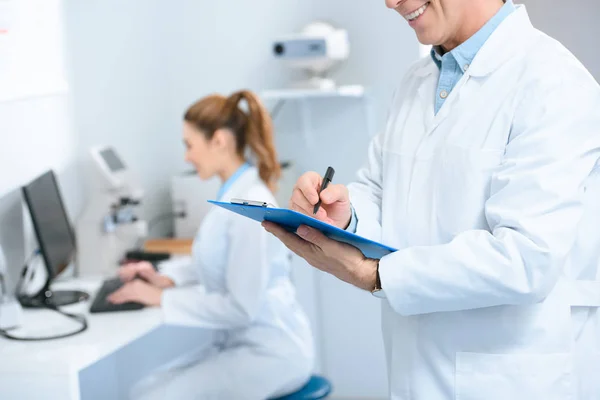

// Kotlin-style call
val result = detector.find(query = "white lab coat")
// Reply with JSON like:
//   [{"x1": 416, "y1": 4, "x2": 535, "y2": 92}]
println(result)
[
  {"x1": 349, "y1": 6, "x2": 600, "y2": 400},
  {"x1": 132, "y1": 167, "x2": 314, "y2": 400}
]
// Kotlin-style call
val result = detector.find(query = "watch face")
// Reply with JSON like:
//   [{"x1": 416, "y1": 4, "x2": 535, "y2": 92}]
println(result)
[{"x1": 371, "y1": 289, "x2": 386, "y2": 299}]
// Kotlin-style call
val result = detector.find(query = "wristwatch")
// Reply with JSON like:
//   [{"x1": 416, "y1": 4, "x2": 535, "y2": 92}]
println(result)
[{"x1": 371, "y1": 260, "x2": 385, "y2": 298}]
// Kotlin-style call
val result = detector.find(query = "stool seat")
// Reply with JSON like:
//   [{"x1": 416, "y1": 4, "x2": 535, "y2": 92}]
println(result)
[{"x1": 272, "y1": 375, "x2": 332, "y2": 400}]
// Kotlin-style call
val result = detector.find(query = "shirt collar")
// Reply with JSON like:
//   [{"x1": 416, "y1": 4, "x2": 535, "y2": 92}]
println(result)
[
  {"x1": 217, "y1": 162, "x2": 251, "y2": 201},
  {"x1": 430, "y1": 0, "x2": 516, "y2": 71}
]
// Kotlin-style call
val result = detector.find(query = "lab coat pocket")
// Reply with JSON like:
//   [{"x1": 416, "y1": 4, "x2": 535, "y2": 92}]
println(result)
[
  {"x1": 455, "y1": 352, "x2": 575, "y2": 400},
  {"x1": 437, "y1": 145, "x2": 503, "y2": 237}
]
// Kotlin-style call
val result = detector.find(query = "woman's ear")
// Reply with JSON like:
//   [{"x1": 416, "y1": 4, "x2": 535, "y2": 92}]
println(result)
[{"x1": 211, "y1": 128, "x2": 235, "y2": 152}]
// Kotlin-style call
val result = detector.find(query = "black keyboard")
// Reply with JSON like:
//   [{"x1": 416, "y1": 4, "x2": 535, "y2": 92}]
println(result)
[{"x1": 89, "y1": 278, "x2": 144, "y2": 313}]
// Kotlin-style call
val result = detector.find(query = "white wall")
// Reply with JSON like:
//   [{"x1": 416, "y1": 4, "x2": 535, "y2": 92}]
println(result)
[
  {"x1": 525, "y1": 0, "x2": 600, "y2": 81},
  {"x1": 160, "y1": 0, "x2": 314, "y2": 174},
  {"x1": 63, "y1": 0, "x2": 175, "y2": 233},
  {"x1": 0, "y1": 2, "x2": 79, "y2": 291},
  {"x1": 0, "y1": 95, "x2": 76, "y2": 199}
]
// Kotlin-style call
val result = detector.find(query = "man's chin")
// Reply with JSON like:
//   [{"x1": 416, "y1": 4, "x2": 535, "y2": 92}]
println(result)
[
  {"x1": 415, "y1": 34, "x2": 437, "y2": 47},
  {"x1": 413, "y1": 29, "x2": 443, "y2": 47}
]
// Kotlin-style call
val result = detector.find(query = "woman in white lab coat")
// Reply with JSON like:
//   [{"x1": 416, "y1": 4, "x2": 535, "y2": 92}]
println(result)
[{"x1": 108, "y1": 90, "x2": 314, "y2": 400}]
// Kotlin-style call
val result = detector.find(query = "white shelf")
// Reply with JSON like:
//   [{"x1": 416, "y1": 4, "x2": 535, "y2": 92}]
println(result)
[
  {"x1": 261, "y1": 85, "x2": 365, "y2": 101},
  {"x1": 263, "y1": 84, "x2": 371, "y2": 148}
]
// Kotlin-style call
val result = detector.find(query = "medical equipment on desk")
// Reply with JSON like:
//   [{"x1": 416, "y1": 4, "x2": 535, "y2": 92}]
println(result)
[
  {"x1": 0, "y1": 170, "x2": 90, "y2": 341},
  {"x1": 18, "y1": 169, "x2": 144, "y2": 318},
  {"x1": 76, "y1": 146, "x2": 148, "y2": 277},
  {"x1": 272, "y1": 22, "x2": 350, "y2": 90}
]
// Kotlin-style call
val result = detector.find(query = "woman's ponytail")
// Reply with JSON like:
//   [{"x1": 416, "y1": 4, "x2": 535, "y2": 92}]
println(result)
[{"x1": 225, "y1": 90, "x2": 281, "y2": 192}]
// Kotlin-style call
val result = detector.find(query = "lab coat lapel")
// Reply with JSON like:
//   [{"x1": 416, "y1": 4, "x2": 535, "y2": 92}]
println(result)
[
  {"x1": 421, "y1": 5, "x2": 536, "y2": 138},
  {"x1": 415, "y1": 63, "x2": 469, "y2": 137},
  {"x1": 466, "y1": 5, "x2": 536, "y2": 78},
  {"x1": 415, "y1": 63, "x2": 438, "y2": 133},
  {"x1": 412, "y1": 53, "x2": 472, "y2": 136}
]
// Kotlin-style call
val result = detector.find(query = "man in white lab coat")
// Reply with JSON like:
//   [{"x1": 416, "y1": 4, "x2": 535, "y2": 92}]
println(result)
[{"x1": 264, "y1": 0, "x2": 600, "y2": 398}]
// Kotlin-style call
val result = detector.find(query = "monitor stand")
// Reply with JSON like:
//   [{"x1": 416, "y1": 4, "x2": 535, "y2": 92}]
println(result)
[
  {"x1": 44, "y1": 289, "x2": 90, "y2": 307},
  {"x1": 19, "y1": 288, "x2": 90, "y2": 308}
]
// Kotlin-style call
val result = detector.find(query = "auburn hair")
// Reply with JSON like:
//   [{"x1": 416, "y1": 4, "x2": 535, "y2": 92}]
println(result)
[{"x1": 184, "y1": 90, "x2": 280, "y2": 192}]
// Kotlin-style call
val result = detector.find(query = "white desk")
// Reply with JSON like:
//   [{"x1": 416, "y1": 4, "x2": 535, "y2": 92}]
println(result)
[{"x1": 0, "y1": 278, "x2": 204, "y2": 400}]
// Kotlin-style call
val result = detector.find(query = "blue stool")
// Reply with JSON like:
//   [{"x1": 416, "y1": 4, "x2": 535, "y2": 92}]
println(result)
[{"x1": 272, "y1": 375, "x2": 332, "y2": 400}]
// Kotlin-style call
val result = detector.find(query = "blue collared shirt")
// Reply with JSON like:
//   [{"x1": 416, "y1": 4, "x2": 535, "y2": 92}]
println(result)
[
  {"x1": 432, "y1": 0, "x2": 515, "y2": 114},
  {"x1": 217, "y1": 162, "x2": 251, "y2": 201}
]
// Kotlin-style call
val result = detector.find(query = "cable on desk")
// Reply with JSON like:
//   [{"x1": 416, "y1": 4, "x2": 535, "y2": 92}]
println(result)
[
  {"x1": 0, "y1": 302, "x2": 88, "y2": 341},
  {"x1": 0, "y1": 250, "x2": 88, "y2": 341}
]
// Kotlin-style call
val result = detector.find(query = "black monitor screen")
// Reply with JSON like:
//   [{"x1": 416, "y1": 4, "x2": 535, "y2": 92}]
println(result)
[
  {"x1": 22, "y1": 170, "x2": 76, "y2": 278},
  {"x1": 99, "y1": 148, "x2": 125, "y2": 172}
]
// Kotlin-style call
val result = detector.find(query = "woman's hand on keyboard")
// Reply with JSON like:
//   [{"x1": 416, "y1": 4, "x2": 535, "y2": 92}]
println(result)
[
  {"x1": 107, "y1": 279, "x2": 163, "y2": 306},
  {"x1": 119, "y1": 261, "x2": 175, "y2": 289}
]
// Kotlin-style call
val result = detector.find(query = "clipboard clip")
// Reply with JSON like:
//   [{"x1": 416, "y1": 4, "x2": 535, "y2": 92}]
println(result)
[{"x1": 231, "y1": 198, "x2": 275, "y2": 208}]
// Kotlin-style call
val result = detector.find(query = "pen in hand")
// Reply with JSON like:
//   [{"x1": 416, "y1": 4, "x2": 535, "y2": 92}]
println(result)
[{"x1": 313, "y1": 167, "x2": 335, "y2": 215}]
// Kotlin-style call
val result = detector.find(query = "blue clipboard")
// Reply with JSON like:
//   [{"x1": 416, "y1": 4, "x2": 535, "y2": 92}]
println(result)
[{"x1": 208, "y1": 200, "x2": 397, "y2": 259}]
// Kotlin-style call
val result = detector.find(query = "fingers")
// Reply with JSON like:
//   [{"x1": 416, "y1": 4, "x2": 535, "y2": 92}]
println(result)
[
  {"x1": 107, "y1": 284, "x2": 134, "y2": 304},
  {"x1": 289, "y1": 187, "x2": 314, "y2": 214},
  {"x1": 295, "y1": 225, "x2": 362, "y2": 263},
  {"x1": 137, "y1": 264, "x2": 156, "y2": 280},
  {"x1": 136, "y1": 261, "x2": 155, "y2": 276},
  {"x1": 119, "y1": 262, "x2": 154, "y2": 282},
  {"x1": 289, "y1": 188, "x2": 327, "y2": 220},
  {"x1": 294, "y1": 172, "x2": 322, "y2": 206},
  {"x1": 107, "y1": 280, "x2": 162, "y2": 306},
  {"x1": 262, "y1": 222, "x2": 315, "y2": 258},
  {"x1": 138, "y1": 261, "x2": 154, "y2": 270},
  {"x1": 319, "y1": 184, "x2": 349, "y2": 205},
  {"x1": 296, "y1": 225, "x2": 331, "y2": 249},
  {"x1": 263, "y1": 222, "x2": 334, "y2": 254},
  {"x1": 118, "y1": 265, "x2": 139, "y2": 282},
  {"x1": 290, "y1": 172, "x2": 345, "y2": 221},
  {"x1": 290, "y1": 190, "x2": 328, "y2": 220}
]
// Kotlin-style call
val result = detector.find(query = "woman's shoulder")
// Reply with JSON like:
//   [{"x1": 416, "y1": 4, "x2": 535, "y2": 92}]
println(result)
[{"x1": 241, "y1": 178, "x2": 279, "y2": 206}]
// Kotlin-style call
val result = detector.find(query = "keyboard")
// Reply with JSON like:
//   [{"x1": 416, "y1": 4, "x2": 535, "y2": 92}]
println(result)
[{"x1": 89, "y1": 277, "x2": 145, "y2": 313}]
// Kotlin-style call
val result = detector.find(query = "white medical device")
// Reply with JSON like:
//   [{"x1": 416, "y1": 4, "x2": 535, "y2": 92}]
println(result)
[
  {"x1": 76, "y1": 146, "x2": 147, "y2": 277},
  {"x1": 90, "y1": 146, "x2": 130, "y2": 189},
  {"x1": 272, "y1": 22, "x2": 350, "y2": 90}
]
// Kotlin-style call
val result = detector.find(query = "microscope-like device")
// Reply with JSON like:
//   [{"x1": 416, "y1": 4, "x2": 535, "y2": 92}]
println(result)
[
  {"x1": 76, "y1": 146, "x2": 147, "y2": 277},
  {"x1": 272, "y1": 22, "x2": 350, "y2": 90}
]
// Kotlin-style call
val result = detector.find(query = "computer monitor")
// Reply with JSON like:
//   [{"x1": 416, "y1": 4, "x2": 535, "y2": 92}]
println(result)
[{"x1": 21, "y1": 170, "x2": 88, "y2": 307}]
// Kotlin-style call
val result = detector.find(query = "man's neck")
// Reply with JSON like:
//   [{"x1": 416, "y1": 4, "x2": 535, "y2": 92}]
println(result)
[{"x1": 441, "y1": 0, "x2": 505, "y2": 52}]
